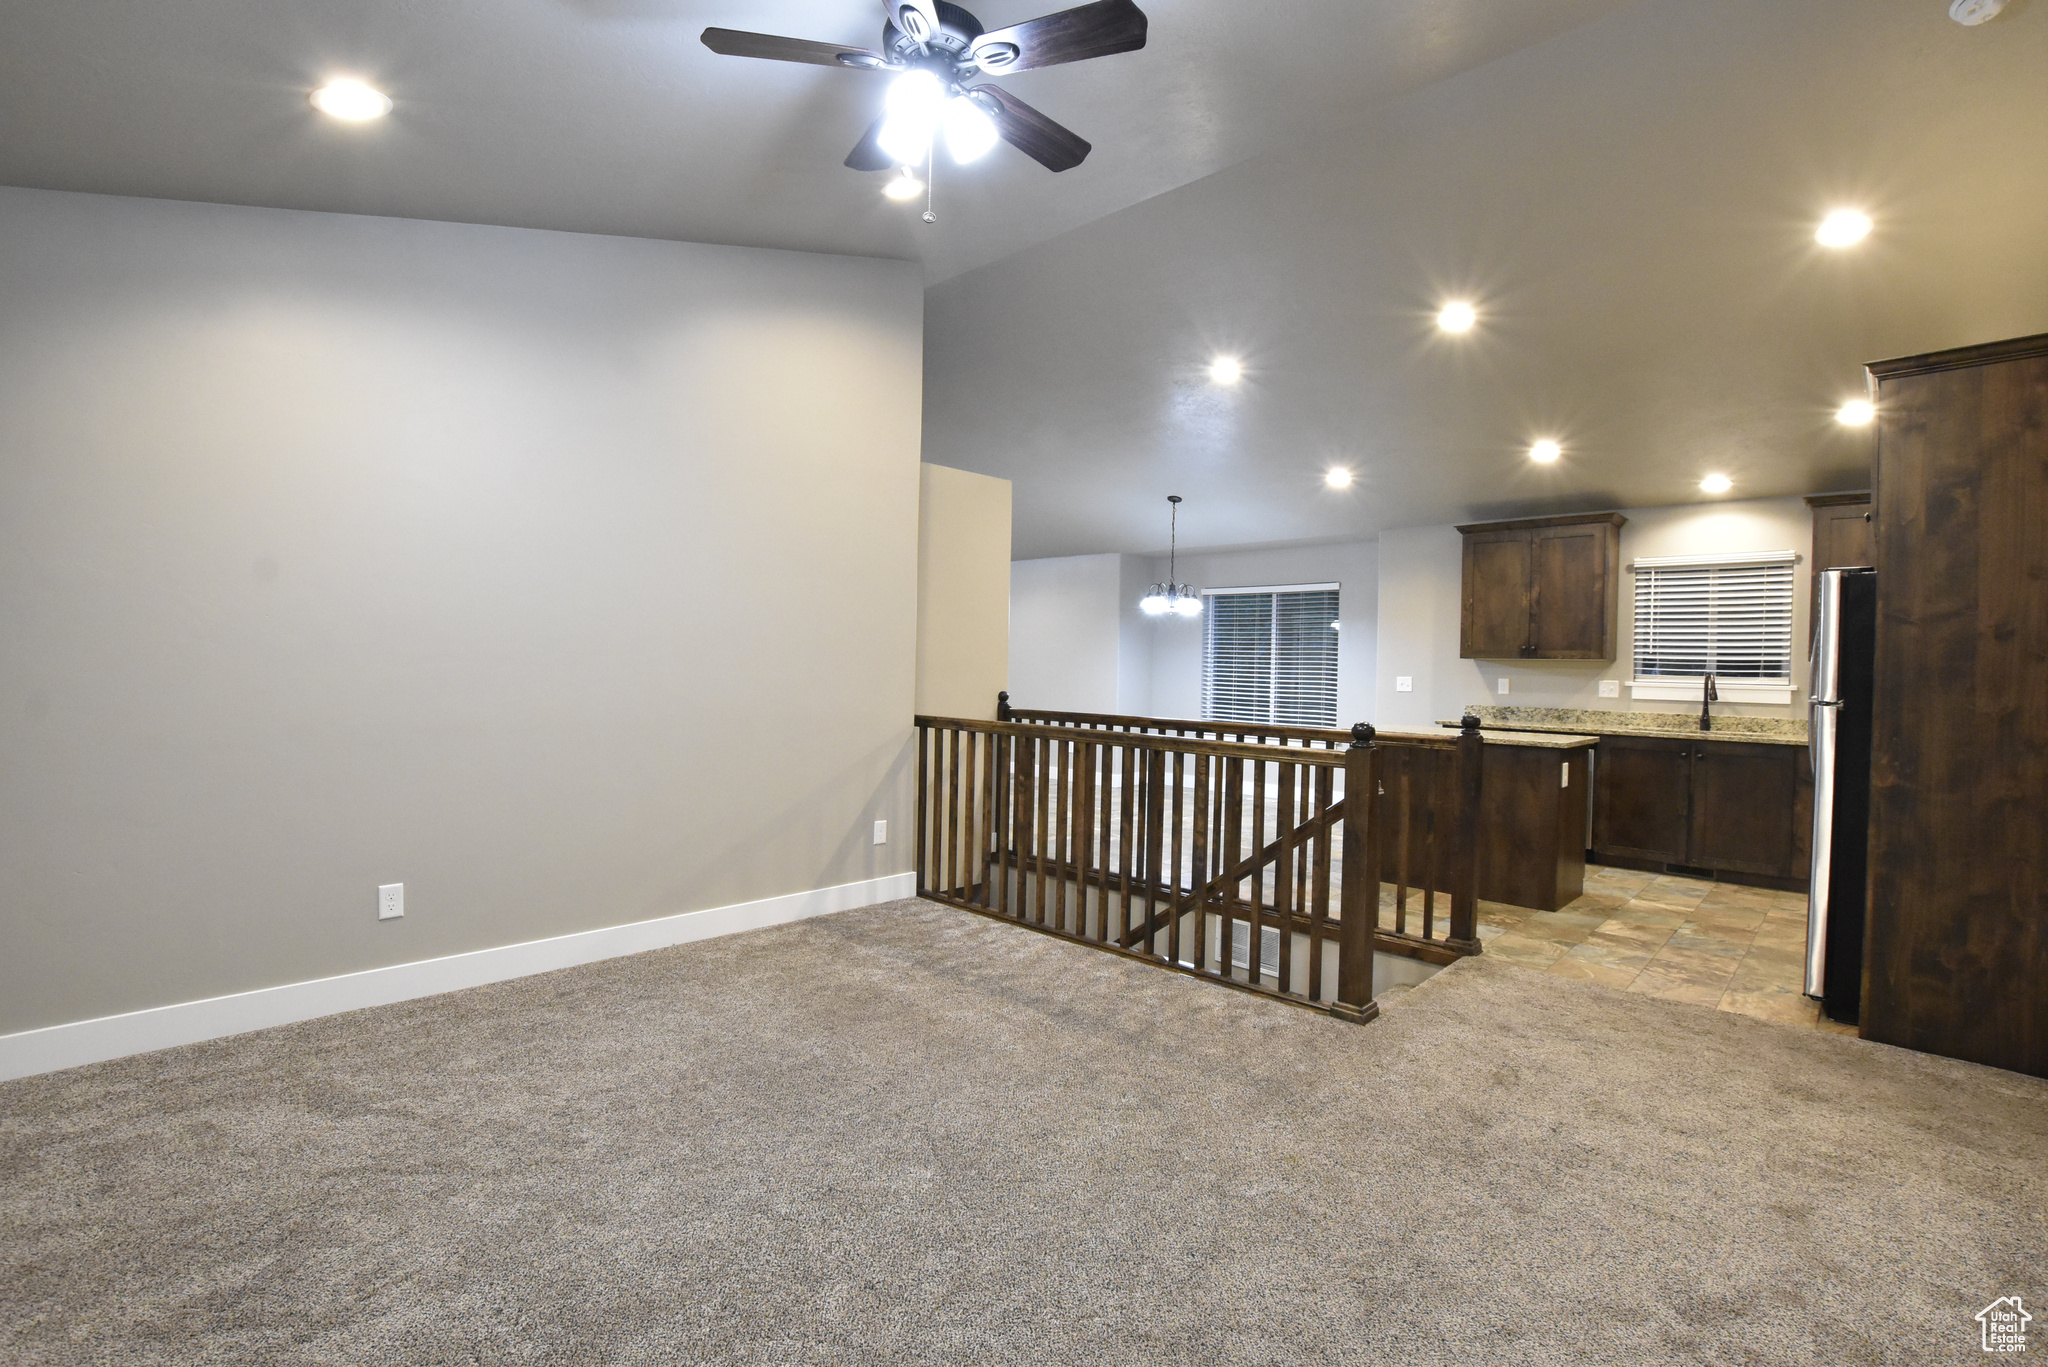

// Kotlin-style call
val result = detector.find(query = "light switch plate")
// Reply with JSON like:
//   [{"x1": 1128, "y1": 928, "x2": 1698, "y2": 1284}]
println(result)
[
  {"x1": 1497, "y1": 677, "x2": 1511, "y2": 695},
  {"x1": 1395, "y1": 676, "x2": 1413, "y2": 693},
  {"x1": 378, "y1": 883, "x2": 404, "y2": 920},
  {"x1": 873, "y1": 820, "x2": 887, "y2": 846},
  {"x1": 1599, "y1": 679, "x2": 1621, "y2": 698}
]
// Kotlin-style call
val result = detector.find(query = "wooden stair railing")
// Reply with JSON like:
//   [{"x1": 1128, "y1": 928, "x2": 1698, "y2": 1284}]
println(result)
[{"x1": 914, "y1": 705, "x2": 1487, "y2": 1023}]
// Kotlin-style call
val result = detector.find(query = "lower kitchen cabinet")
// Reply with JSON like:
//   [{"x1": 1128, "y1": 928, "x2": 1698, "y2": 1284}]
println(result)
[{"x1": 1591, "y1": 735, "x2": 1811, "y2": 885}]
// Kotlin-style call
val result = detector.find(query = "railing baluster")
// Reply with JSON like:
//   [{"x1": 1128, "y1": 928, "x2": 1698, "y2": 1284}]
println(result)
[
  {"x1": 1249, "y1": 757, "x2": 1267, "y2": 984},
  {"x1": 1028, "y1": 735, "x2": 1046, "y2": 926},
  {"x1": 1117, "y1": 743, "x2": 1137, "y2": 947},
  {"x1": 994, "y1": 730, "x2": 1011, "y2": 917},
  {"x1": 1309, "y1": 763, "x2": 1333, "y2": 1001},
  {"x1": 1275, "y1": 761, "x2": 1296, "y2": 994},
  {"x1": 1094, "y1": 739, "x2": 1113, "y2": 940},
  {"x1": 1421, "y1": 754, "x2": 1440, "y2": 941},
  {"x1": 1053, "y1": 738, "x2": 1071, "y2": 932},
  {"x1": 1184, "y1": 752, "x2": 1209, "y2": 969},
  {"x1": 943, "y1": 726, "x2": 959, "y2": 899},
  {"x1": 916, "y1": 724, "x2": 930, "y2": 896},
  {"x1": 1395, "y1": 764, "x2": 1413, "y2": 938},
  {"x1": 1142, "y1": 746, "x2": 1167, "y2": 958},
  {"x1": 967, "y1": 729, "x2": 986, "y2": 905}
]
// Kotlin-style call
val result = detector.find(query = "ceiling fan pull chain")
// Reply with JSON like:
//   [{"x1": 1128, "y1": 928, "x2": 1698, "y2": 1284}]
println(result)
[{"x1": 923, "y1": 133, "x2": 938, "y2": 224}]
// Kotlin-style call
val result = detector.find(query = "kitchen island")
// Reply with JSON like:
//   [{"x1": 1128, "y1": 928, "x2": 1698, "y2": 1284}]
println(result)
[{"x1": 1392, "y1": 723, "x2": 1598, "y2": 913}]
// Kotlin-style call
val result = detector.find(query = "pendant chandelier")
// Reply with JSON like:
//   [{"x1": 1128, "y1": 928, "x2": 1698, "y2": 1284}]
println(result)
[{"x1": 1139, "y1": 495, "x2": 1203, "y2": 617}]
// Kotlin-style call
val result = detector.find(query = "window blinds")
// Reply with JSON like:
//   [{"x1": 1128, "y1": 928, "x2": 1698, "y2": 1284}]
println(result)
[
  {"x1": 1632, "y1": 552, "x2": 1796, "y2": 682},
  {"x1": 1200, "y1": 586, "x2": 1340, "y2": 726}
]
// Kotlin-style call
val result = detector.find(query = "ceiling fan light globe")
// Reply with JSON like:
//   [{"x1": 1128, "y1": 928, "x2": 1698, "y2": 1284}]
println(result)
[
  {"x1": 886, "y1": 69, "x2": 945, "y2": 117},
  {"x1": 942, "y1": 97, "x2": 999, "y2": 163},
  {"x1": 877, "y1": 114, "x2": 935, "y2": 166},
  {"x1": 882, "y1": 171, "x2": 924, "y2": 201}
]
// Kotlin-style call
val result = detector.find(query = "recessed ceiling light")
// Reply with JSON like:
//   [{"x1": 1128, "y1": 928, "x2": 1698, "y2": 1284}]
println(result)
[
  {"x1": 882, "y1": 171, "x2": 924, "y2": 202},
  {"x1": 1529, "y1": 439, "x2": 1562, "y2": 464},
  {"x1": 1950, "y1": 0, "x2": 2009, "y2": 25},
  {"x1": 1209, "y1": 356, "x2": 1242, "y2": 385},
  {"x1": 1700, "y1": 473, "x2": 1733, "y2": 494},
  {"x1": 1836, "y1": 398, "x2": 1876, "y2": 426},
  {"x1": 1815, "y1": 209, "x2": 1872, "y2": 248},
  {"x1": 310, "y1": 78, "x2": 392, "y2": 122},
  {"x1": 1325, "y1": 468, "x2": 1353, "y2": 489},
  {"x1": 1436, "y1": 300, "x2": 1477, "y2": 334}
]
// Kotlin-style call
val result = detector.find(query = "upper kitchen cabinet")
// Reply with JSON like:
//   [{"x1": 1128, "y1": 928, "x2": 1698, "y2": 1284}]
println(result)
[
  {"x1": 1457, "y1": 512, "x2": 1625, "y2": 660},
  {"x1": 1806, "y1": 492, "x2": 1874, "y2": 574}
]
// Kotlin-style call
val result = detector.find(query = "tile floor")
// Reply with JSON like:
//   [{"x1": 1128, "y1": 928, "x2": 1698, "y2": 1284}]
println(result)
[{"x1": 1471, "y1": 864, "x2": 1857, "y2": 1034}]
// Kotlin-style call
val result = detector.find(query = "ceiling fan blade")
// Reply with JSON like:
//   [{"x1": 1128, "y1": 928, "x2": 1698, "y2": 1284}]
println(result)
[
  {"x1": 845, "y1": 116, "x2": 895, "y2": 172},
  {"x1": 886, "y1": 1, "x2": 945, "y2": 48},
  {"x1": 969, "y1": 85, "x2": 1092, "y2": 172},
  {"x1": 967, "y1": 0, "x2": 1147, "y2": 74},
  {"x1": 700, "y1": 28, "x2": 892, "y2": 70}
]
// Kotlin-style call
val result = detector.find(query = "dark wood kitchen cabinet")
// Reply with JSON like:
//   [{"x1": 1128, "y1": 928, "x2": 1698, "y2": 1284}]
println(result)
[
  {"x1": 1457, "y1": 512, "x2": 1625, "y2": 660},
  {"x1": 1863, "y1": 332, "x2": 2048, "y2": 1078},
  {"x1": 1805, "y1": 491, "x2": 1873, "y2": 620},
  {"x1": 1591, "y1": 736, "x2": 1811, "y2": 884},
  {"x1": 1806, "y1": 492, "x2": 1873, "y2": 573}
]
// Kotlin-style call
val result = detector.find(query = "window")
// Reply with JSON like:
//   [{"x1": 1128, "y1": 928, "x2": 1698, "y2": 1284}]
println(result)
[
  {"x1": 1200, "y1": 584, "x2": 1340, "y2": 726},
  {"x1": 1631, "y1": 552, "x2": 1796, "y2": 690}
]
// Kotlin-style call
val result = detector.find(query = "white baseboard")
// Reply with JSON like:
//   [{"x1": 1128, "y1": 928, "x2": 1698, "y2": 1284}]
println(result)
[{"x1": 0, "y1": 871, "x2": 917, "y2": 1083}]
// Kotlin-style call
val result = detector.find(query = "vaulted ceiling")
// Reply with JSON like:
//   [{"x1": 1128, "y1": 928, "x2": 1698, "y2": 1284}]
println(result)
[
  {"x1": 924, "y1": 0, "x2": 2048, "y2": 557},
  {"x1": 0, "y1": 0, "x2": 1637, "y2": 283}
]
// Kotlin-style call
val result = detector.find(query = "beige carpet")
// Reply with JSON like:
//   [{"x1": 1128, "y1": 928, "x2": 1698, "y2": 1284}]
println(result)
[{"x1": 2, "y1": 897, "x2": 2043, "y2": 1365}]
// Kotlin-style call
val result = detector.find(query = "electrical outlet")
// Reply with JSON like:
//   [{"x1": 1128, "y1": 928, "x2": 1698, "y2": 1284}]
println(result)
[
  {"x1": 378, "y1": 883, "x2": 404, "y2": 921},
  {"x1": 1395, "y1": 676, "x2": 1413, "y2": 693},
  {"x1": 1561, "y1": 762, "x2": 1571, "y2": 789},
  {"x1": 1599, "y1": 679, "x2": 1621, "y2": 698},
  {"x1": 1497, "y1": 677, "x2": 1511, "y2": 695},
  {"x1": 872, "y1": 820, "x2": 887, "y2": 846}
]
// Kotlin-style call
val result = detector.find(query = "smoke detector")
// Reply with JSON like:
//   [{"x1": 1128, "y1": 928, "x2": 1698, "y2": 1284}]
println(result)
[{"x1": 1949, "y1": 0, "x2": 2008, "y2": 24}]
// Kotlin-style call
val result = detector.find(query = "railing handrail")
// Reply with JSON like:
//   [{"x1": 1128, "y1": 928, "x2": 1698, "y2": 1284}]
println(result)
[
  {"x1": 1001, "y1": 699, "x2": 1351, "y2": 747},
  {"x1": 914, "y1": 714, "x2": 1353, "y2": 767},
  {"x1": 981, "y1": 700, "x2": 1471, "y2": 753}
]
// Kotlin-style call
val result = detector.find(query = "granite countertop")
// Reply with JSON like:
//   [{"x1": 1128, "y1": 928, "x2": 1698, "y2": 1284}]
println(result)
[
  {"x1": 1381, "y1": 725, "x2": 1597, "y2": 751},
  {"x1": 1438, "y1": 705, "x2": 1808, "y2": 747}
]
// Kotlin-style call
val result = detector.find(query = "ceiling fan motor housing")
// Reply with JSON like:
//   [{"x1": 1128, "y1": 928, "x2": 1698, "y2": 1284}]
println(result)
[{"x1": 887, "y1": 3, "x2": 986, "y2": 69}]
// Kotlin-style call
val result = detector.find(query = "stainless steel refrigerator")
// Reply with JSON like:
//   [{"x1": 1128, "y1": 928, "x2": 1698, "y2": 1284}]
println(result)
[{"x1": 1805, "y1": 567, "x2": 1876, "y2": 1023}]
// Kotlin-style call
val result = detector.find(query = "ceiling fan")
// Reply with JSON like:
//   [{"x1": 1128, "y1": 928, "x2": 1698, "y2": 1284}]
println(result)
[{"x1": 701, "y1": 0, "x2": 1148, "y2": 179}]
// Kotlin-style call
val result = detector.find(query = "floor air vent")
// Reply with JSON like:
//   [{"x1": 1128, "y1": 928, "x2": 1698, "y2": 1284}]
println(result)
[{"x1": 1230, "y1": 922, "x2": 1282, "y2": 978}]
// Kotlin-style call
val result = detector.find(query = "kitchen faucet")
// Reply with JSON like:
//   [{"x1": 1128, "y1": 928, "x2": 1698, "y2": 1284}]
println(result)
[{"x1": 1700, "y1": 672, "x2": 1718, "y2": 731}]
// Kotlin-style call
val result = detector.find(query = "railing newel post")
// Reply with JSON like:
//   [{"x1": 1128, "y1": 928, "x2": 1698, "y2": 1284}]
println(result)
[
  {"x1": 1334, "y1": 722, "x2": 1382, "y2": 1022},
  {"x1": 1449, "y1": 712, "x2": 1484, "y2": 955}
]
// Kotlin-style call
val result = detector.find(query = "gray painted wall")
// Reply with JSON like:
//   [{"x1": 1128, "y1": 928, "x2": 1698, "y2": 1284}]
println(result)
[
  {"x1": 1007, "y1": 554, "x2": 1123, "y2": 713},
  {"x1": 0, "y1": 187, "x2": 924, "y2": 1035}
]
